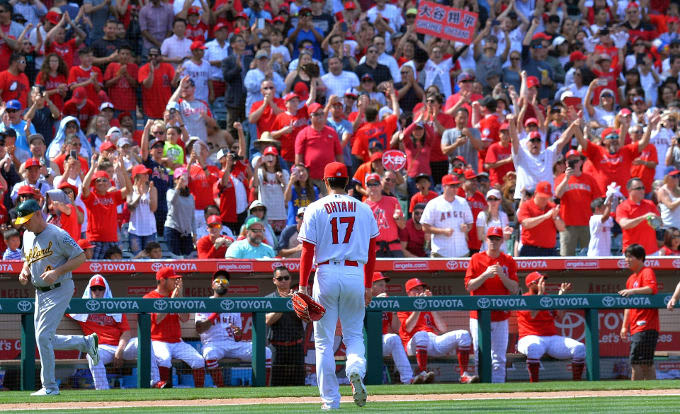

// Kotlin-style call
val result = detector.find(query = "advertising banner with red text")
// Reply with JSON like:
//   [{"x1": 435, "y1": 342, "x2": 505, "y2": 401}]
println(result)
[{"x1": 414, "y1": 1, "x2": 478, "y2": 44}]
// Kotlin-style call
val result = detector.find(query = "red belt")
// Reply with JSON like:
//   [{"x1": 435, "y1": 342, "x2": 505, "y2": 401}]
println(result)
[
  {"x1": 318, "y1": 260, "x2": 358, "y2": 267},
  {"x1": 270, "y1": 339, "x2": 303, "y2": 346}
]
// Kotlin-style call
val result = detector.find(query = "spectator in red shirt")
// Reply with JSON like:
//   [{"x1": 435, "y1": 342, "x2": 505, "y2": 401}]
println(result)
[
  {"x1": 615, "y1": 178, "x2": 661, "y2": 255},
  {"x1": 364, "y1": 172, "x2": 406, "y2": 257},
  {"x1": 554, "y1": 150, "x2": 601, "y2": 256},
  {"x1": 517, "y1": 272, "x2": 585, "y2": 383},
  {"x1": 138, "y1": 48, "x2": 177, "y2": 120},
  {"x1": 444, "y1": 72, "x2": 483, "y2": 123},
  {"x1": 294, "y1": 102, "x2": 343, "y2": 193},
  {"x1": 351, "y1": 90, "x2": 399, "y2": 167},
  {"x1": 248, "y1": 79, "x2": 284, "y2": 138},
  {"x1": 35, "y1": 53, "x2": 69, "y2": 112},
  {"x1": 629, "y1": 124, "x2": 658, "y2": 195},
  {"x1": 68, "y1": 48, "x2": 103, "y2": 106},
  {"x1": 619, "y1": 243, "x2": 659, "y2": 381},
  {"x1": 484, "y1": 122, "x2": 514, "y2": 188},
  {"x1": 0, "y1": 54, "x2": 29, "y2": 108},
  {"x1": 196, "y1": 214, "x2": 233, "y2": 258},
  {"x1": 186, "y1": 139, "x2": 220, "y2": 234},
  {"x1": 462, "y1": 169, "x2": 487, "y2": 254},
  {"x1": 104, "y1": 44, "x2": 138, "y2": 116},
  {"x1": 63, "y1": 86, "x2": 98, "y2": 129},
  {"x1": 143, "y1": 267, "x2": 206, "y2": 387},
  {"x1": 517, "y1": 181, "x2": 566, "y2": 256},
  {"x1": 409, "y1": 173, "x2": 437, "y2": 213},
  {"x1": 398, "y1": 202, "x2": 427, "y2": 257},
  {"x1": 81, "y1": 155, "x2": 132, "y2": 259},
  {"x1": 44, "y1": 13, "x2": 86, "y2": 69},
  {"x1": 391, "y1": 120, "x2": 435, "y2": 198},
  {"x1": 271, "y1": 92, "x2": 312, "y2": 165}
]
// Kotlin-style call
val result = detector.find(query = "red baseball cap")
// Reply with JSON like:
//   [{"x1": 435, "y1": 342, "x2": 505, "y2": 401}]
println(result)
[
  {"x1": 405, "y1": 278, "x2": 426, "y2": 293},
  {"x1": 100, "y1": 141, "x2": 116, "y2": 152},
  {"x1": 528, "y1": 131, "x2": 542, "y2": 140},
  {"x1": 365, "y1": 173, "x2": 381, "y2": 184},
  {"x1": 156, "y1": 266, "x2": 182, "y2": 281},
  {"x1": 344, "y1": 1, "x2": 356, "y2": 9},
  {"x1": 131, "y1": 164, "x2": 152, "y2": 178},
  {"x1": 45, "y1": 11, "x2": 61, "y2": 25},
  {"x1": 454, "y1": 155, "x2": 466, "y2": 164},
  {"x1": 24, "y1": 158, "x2": 41, "y2": 168},
  {"x1": 524, "y1": 117, "x2": 539, "y2": 127},
  {"x1": 535, "y1": 181, "x2": 553, "y2": 197},
  {"x1": 207, "y1": 215, "x2": 222, "y2": 226},
  {"x1": 569, "y1": 51, "x2": 587, "y2": 62},
  {"x1": 370, "y1": 151, "x2": 383, "y2": 162},
  {"x1": 441, "y1": 174, "x2": 461, "y2": 186},
  {"x1": 626, "y1": 1, "x2": 639, "y2": 10},
  {"x1": 58, "y1": 181, "x2": 79, "y2": 197},
  {"x1": 90, "y1": 275, "x2": 106, "y2": 288},
  {"x1": 565, "y1": 149, "x2": 582, "y2": 159},
  {"x1": 619, "y1": 108, "x2": 632, "y2": 116},
  {"x1": 526, "y1": 76, "x2": 539, "y2": 89},
  {"x1": 307, "y1": 102, "x2": 323, "y2": 116},
  {"x1": 323, "y1": 161, "x2": 348, "y2": 179},
  {"x1": 486, "y1": 226, "x2": 504, "y2": 238},
  {"x1": 190, "y1": 40, "x2": 206, "y2": 51},
  {"x1": 273, "y1": 16, "x2": 286, "y2": 23},
  {"x1": 93, "y1": 170, "x2": 111, "y2": 181},
  {"x1": 214, "y1": 22, "x2": 228, "y2": 32},
  {"x1": 372, "y1": 272, "x2": 390, "y2": 283},
  {"x1": 263, "y1": 146, "x2": 279, "y2": 156},
  {"x1": 73, "y1": 86, "x2": 87, "y2": 101},
  {"x1": 463, "y1": 169, "x2": 478, "y2": 180},
  {"x1": 525, "y1": 271, "x2": 546, "y2": 287},
  {"x1": 532, "y1": 32, "x2": 551, "y2": 41},
  {"x1": 17, "y1": 185, "x2": 36, "y2": 196},
  {"x1": 284, "y1": 92, "x2": 300, "y2": 102},
  {"x1": 499, "y1": 122, "x2": 510, "y2": 131}
]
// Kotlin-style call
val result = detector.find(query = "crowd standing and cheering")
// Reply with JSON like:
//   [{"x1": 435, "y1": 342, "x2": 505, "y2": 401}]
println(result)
[{"x1": 1, "y1": 0, "x2": 677, "y2": 393}]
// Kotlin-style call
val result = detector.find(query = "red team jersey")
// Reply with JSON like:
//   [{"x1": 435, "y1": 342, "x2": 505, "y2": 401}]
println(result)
[
  {"x1": 76, "y1": 314, "x2": 130, "y2": 346},
  {"x1": 484, "y1": 141, "x2": 514, "y2": 186},
  {"x1": 352, "y1": 114, "x2": 398, "y2": 162},
  {"x1": 466, "y1": 191, "x2": 487, "y2": 251},
  {"x1": 615, "y1": 199, "x2": 660, "y2": 254},
  {"x1": 554, "y1": 172, "x2": 601, "y2": 226},
  {"x1": 68, "y1": 65, "x2": 103, "y2": 105},
  {"x1": 516, "y1": 292, "x2": 559, "y2": 338},
  {"x1": 35, "y1": 72, "x2": 67, "y2": 111},
  {"x1": 517, "y1": 199, "x2": 558, "y2": 248},
  {"x1": 48, "y1": 38, "x2": 78, "y2": 67},
  {"x1": 409, "y1": 190, "x2": 438, "y2": 213},
  {"x1": 188, "y1": 164, "x2": 220, "y2": 210},
  {"x1": 82, "y1": 189, "x2": 124, "y2": 242},
  {"x1": 138, "y1": 62, "x2": 175, "y2": 119},
  {"x1": 630, "y1": 144, "x2": 658, "y2": 194},
  {"x1": 144, "y1": 290, "x2": 182, "y2": 342},
  {"x1": 397, "y1": 310, "x2": 438, "y2": 347},
  {"x1": 104, "y1": 62, "x2": 139, "y2": 111},
  {"x1": 584, "y1": 143, "x2": 640, "y2": 197},
  {"x1": 465, "y1": 251, "x2": 518, "y2": 321},
  {"x1": 626, "y1": 267, "x2": 659, "y2": 335},
  {"x1": 272, "y1": 107, "x2": 308, "y2": 163},
  {"x1": 250, "y1": 98, "x2": 285, "y2": 137},
  {"x1": 365, "y1": 195, "x2": 402, "y2": 251},
  {"x1": 0, "y1": 70, "x2": 29, "y2": 107}
]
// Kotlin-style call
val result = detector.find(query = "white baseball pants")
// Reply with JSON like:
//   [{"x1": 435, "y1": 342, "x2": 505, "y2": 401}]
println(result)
[
  {"x1": 152, "y1": 340, "x2": 205, "y2": 369},
  {"x1": 88, "y1": 338, "x2": 161, "y2": 389},
  {"x1": 470, "y1": 318, "x2": 508, "y2": 383},
  {"x1": 406, "y1": 330, "x2": 472, "y2": 356},
  {"x1": 382, "y1": 333, "x2": 413, "y2": 384},
  {"x1": 313, "y1": 263, "x2": 366, "y2": 409},
  {"x1": 202, "y1": 340, "x2": 272, "y2": 363},
  {"x1": 517, "y1": 335, "x2": 586, "y2": 363}
]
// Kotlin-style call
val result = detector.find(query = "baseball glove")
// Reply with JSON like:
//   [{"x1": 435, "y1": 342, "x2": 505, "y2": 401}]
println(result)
[{"x1": 292, "y1": 292, "x2": 325, "y2": 323}]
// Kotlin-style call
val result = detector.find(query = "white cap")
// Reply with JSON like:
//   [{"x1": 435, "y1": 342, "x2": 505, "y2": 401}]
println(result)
[
  {"x1": 99, "y1": 102, "x2": 114, "y2": 111},
  {"x1": 552, "y1": 36, "x2": 566, "y2": 47},
  {"x1": 106, "y1": 126, "x2": 121, "y2": 138},
  {"x1": 486, "y1": 188, "x2": 502, "y2": 200}
]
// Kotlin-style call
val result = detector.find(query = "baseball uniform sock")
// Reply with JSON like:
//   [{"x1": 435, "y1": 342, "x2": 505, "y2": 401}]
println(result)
[
  {"x1": 415, "y1": 349, "x2": 428, "y2": 373},
  {"x1": 527, "y1": 361, "x2": 540, "y2": 382},
  {"x1": 208, "y1": 368, "x2": 224, "y2": 387},
  {"x1": 158, "y1": 367, "x2": 172, "y2": 387},
  {"x1": 193, "y1": 369, "x2": 205, "y2": 388},
  {"x1": 572, "y1": 362, "x2": 585, "y2": 380},
  {"x1": 457, "y1": 350, "x2": 470, "y2": 376}
]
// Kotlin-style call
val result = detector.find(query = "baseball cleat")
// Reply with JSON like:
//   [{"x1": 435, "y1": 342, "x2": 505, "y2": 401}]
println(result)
[
  {"x1": 152, "y1": 380, "x2": 168, "y2": 389},
  {"x1": 412, "y1": 371, "x2": 427, "y2": 384},
  {"x1": 460, "y1": 372, "x2": 479, "y2": 384},
  {"x1": 31, "y1": 388, "x2": 60, "y2": 396},
  {"x1": 349, "y1": 372, "x2": 367, "y2": 407},
  {"x1": 86, "y1": 333, "x2": 99, "y2": 365},
  {"x1": 423, "y1": 371, "x2": 435, "y2": 383},
  {"x1": 321, "y1": 403, "x2": 339, "y2": 410}
]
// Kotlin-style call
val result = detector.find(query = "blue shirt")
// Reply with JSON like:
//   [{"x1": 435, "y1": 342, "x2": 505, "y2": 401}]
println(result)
[
  {"x1": 287, "y1": 28, "x2": 323, "y2": 61},
  {"x1": 225, "y1": 239, "x2": 276, "y2": 259}
]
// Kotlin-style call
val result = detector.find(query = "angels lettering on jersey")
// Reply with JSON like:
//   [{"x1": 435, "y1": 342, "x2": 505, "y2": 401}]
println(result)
[
  {"x1": 439, "y1": 210, "x2": 468, "y2": 221},
  {"x1": 373, "y1": 207, "x2": 389, "y2": 230}
]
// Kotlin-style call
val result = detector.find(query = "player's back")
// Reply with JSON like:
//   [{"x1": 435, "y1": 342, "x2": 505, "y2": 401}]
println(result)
[{"x1": 299, "y1": 193, "x2": 379, "y2": 264}]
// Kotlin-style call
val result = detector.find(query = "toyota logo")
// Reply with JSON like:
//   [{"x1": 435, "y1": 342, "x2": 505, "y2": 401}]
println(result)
[
  {"x1": 89, "y1": 263, "x2": 102, "y2": 273},
  {"x1": 539, "y1": 297, "x2": 553, "y2": 308},
  {"x1": 271, "y1": 262, "x2": 283, "y2": 271},
  {"x1": 601, "y1": 296, "x2": 615, "y2": 307},
  {"x1": 17, "y1": 300, "x2": 32, "y2": 312},
  {"x1": 413, "y1": 298, "x2": 427, "y2": 310},
  {"x1": 151, "y1": 263, "x2": 163, "y2": 272},
  {"x1": 556, "y1": 312, "x2": 586, "y2": 342},
  {"x1": 221, "y1": 299, "x2": 234, "y2": 311},
  {"x1": 153, "y1": 299, "x2": 168, "y2": 311},
  {"x1": 665, "y1": 295, "x2": 672, "y2": 306},
  {"x1": 446, "y1": 261, "x2": 458, "y2": 270},
  {"x1": 286, "y1": 299, "x2": 294, "y2": 311},
  {"x1": 617, "y1": 260, "x2": 627, "y2": 269},
  {"x1": 86, "y1": 300, "x2": 101, "y2": 312},
  {"x1": 477, "y1": 298, "x2": 491, "y2": 309}
]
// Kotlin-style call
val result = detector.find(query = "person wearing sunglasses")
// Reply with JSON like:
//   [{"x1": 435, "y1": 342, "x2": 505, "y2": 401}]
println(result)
[
  {"x1": 265, "y1": 265, "x2": 305, "y2": 386},
  {"x1": 69, "y1": 274, "x2": 165, "y2": 390},
  {"x1": 195, "y1": 270, "x2": 272, "y2": 387},
  {"x1": 615, "y1": 177, "x2": 661, "y2": 255}
]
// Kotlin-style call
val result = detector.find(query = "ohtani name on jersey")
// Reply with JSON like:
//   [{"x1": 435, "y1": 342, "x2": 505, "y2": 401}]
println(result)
[
  {"x1": 26, "y1": 242, "x2": 54, "y2": 264},
  {"x1": 324, "y1": 201, "x2": 357, "y2": 214}
]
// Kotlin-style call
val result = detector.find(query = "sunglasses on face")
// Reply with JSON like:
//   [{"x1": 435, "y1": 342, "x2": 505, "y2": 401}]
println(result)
[
  {"x1": 90, "y1": 286, "x2": 105, "y2": 292},
  {"x1": 487, "y1": 197, "x2": 500, "y2": 201},
  {"x1": 630, "y1": 186, "x2": 645, "y2": 191},
  {"x1": 367, "y1": 182, "x2": 380, "y2": 187},
  {"x1": 214, "y1": 277, "x2": 229, "y2": 285},
  {"x1": 275, "y1": 276, "x2": 290, "y2": 281}
]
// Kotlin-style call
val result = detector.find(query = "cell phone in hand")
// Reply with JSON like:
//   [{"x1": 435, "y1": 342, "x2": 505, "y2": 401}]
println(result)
[{"x1": 70, "y1": 150, "x2": 77, "y2": 159}]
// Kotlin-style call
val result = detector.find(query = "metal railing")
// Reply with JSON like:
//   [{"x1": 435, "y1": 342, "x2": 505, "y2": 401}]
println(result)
[{"x1": 0, "y1": 293, "x2": 673, "y2": 389}]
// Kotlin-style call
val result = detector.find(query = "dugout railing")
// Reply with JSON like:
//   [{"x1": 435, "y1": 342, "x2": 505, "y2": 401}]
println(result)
[{"x1": 0, "y1": 293, "x2": 674, "y2": 390}]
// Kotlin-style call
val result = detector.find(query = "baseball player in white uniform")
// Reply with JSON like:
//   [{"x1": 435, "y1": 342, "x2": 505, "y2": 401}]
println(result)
[
  {"x1": 195, "y1": 271, "x2": 272, "y2": 387},
  {"x1": 420, "y1": 174, "x2": 473, "y2": 257},
  {"x1": 298, "y1": 162, "x2": 379, "y2": 410},
  {"x1": 69, "y1": 274, "x2": 163, "y2": 389},
  {"x1": 15, "y1": 199, "x2": 99, "y2": 396},
  {"x1": 371, "y1": 272, "x2": 414, "y2": 384},
  {"x1": 517, "y1": 272, "x2": 585, "y2": 382}
]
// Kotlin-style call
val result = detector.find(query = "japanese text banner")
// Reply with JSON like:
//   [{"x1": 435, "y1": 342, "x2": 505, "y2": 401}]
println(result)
[{"x1": 414, "y1": 1, "x2": 478, "y2": 44}]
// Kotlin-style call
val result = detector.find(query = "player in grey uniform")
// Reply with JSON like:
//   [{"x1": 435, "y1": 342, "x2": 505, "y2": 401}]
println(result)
[{"x1": 15, "y1": 199, "x2": 99, "y2": 396}]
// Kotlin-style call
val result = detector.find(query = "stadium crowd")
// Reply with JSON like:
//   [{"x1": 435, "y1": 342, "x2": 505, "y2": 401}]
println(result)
[{"x1": 2, "y1": 0, "x2": 680, "y2": 260}]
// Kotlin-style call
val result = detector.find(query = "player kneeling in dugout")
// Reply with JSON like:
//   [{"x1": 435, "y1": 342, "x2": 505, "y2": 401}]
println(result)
[
  {"x1": 195, "y1": 270, "x2": 272, "y2": 387},
  {"x1": 516, "y1": 272, "x2": 585, "y2": 382},
  {"x1": 69, "y1": 274, "x2": 165, "y2": 389},
  {"x1": 398, "y1": 278, "x2": 477, "y2": 384}
]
